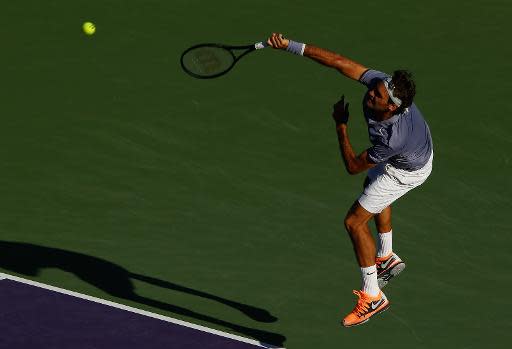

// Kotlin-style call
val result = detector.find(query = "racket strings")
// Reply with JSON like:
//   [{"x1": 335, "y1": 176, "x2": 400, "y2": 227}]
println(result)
[
  {"x1": 194, "y1": 50, "x2": 222, "y2": 74},
  {"x1": 182, "y1": 47, "x2": 234, "y2": 77}
]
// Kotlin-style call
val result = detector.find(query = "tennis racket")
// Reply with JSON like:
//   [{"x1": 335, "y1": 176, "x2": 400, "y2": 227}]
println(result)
[{"x1": 180, "y1": 40, "x2": 269, "y2": 79}]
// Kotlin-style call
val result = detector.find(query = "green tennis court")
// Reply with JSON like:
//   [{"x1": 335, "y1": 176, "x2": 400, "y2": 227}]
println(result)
[{"x1": 1, "y1": 0, "x2": 511, "y2": 348}]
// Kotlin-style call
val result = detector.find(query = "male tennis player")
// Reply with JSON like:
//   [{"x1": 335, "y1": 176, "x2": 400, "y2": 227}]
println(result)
[{"x1": 267, "y1": 33, "x2": 433, "y2": 327}]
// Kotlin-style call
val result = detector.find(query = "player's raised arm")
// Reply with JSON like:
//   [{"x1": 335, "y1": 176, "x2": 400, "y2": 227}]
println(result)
[{"x1": 267, "y1": 33, "x2": 368, "y2": 81}]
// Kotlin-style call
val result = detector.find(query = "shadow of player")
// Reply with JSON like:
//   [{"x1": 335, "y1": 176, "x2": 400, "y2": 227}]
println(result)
[{"x1": 0, "y1": 241, "x2": 285, "y2": 347}]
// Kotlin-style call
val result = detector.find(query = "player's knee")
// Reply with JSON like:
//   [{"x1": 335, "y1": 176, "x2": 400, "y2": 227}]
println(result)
[{"x1": 344, "y1": 213, "x2": 361, "y2": 235}]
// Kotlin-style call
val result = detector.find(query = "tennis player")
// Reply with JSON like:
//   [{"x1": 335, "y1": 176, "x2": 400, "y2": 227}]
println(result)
[{"x1": 267, "y1": 33, "x2": 433, "y2": 327}]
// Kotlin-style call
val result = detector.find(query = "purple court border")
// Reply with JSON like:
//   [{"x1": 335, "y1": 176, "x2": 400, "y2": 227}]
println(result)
[{"x1": 0, "y1": 273, "x2": 284, "y2": 349}]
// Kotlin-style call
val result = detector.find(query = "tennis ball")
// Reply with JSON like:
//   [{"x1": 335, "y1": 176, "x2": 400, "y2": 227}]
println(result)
[{"x1": 82, "y1": 22, "x2": 96, "y2": 35}]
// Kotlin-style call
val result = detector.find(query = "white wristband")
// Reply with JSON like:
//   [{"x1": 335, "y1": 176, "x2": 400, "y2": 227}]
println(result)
[{"x1": 286, "y1": 40, "x2": 306, "y2": 56}]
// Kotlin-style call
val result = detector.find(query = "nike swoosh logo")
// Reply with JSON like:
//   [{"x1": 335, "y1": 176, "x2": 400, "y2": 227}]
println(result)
[
  {"x1": 380, "y1": 257, "x2": 395, "y2": 269},
  {"x1": 357, "y1": 299, "x2": 386, "y2": 317},
  {"x1": 366, "y1": 271, "x2": 376, "y2": 275},
  {"x1": 370, "y1": 300, "x2": 384, "y2": 310}
]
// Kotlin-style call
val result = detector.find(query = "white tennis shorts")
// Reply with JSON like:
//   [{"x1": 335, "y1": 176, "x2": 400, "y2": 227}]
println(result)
[{"x1": 358, "y1": 152, "x2": 434, "y2": 214}]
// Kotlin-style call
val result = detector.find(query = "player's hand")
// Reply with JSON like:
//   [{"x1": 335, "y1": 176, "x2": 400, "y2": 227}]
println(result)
[
  {"x1": 332, "y1": 95, "x2": 350, "y2": 125},
  {"x1": 267, "y1": 33, "x2": 289, "y2": 49}
]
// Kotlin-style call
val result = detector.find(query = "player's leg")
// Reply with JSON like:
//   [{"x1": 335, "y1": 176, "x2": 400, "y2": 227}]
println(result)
[
  {"x1": 375, "y1": 205, "x2": 392, "y2": 234},
  {"x1": 374, "y1": 205, "x2": 406, "y2": 288},
  {"x1": 375, "y1": 205, "x2": 393, "y2": 257},
  {"x1": 364, "y1": 175, "x2": 404, "y2": 286},
  {"x1": 362, "y1": 174, "x2": 392, "y2": 257},
  {"x1": 342, "y1": 202, "x2": 389, "y2": 327},
  {"x1": 344, "y1": 201, "x2": 376, "y2": 267},
  {"x1": 344, "y1": 154, "x2": 433, "y2": 326}
]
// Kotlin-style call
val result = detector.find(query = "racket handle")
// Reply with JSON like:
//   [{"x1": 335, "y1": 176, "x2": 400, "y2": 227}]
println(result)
[{"x1": 255, "y1": 41, "x2": 269, "y2": 50}]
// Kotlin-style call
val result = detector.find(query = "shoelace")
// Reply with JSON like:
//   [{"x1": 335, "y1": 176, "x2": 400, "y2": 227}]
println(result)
[{"x1": 351, "y1": 290, "x2": 371, "y2": 317}]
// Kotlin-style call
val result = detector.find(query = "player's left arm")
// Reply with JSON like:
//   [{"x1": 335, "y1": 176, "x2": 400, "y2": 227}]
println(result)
[
  {"x1": 336, "y1": 126, "x2": 375, "y2": 175},
  {"x1": 332, "y1": 96, "x2": 376, "y2": 175}
]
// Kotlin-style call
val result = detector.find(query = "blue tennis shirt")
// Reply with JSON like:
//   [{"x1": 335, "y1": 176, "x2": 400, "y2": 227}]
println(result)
[{"x1": 359, "y1": 70, "x2": 433, "y2": 171}]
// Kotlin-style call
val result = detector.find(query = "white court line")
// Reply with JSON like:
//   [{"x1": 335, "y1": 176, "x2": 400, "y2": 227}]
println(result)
[{"x1": 0, "y1": 272, "x2": 284, "y2": 349}]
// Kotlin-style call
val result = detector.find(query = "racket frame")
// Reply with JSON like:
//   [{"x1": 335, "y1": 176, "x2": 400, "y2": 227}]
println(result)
[{"x1": 180, "y1": 43, "x2": 263, "y2": 79}]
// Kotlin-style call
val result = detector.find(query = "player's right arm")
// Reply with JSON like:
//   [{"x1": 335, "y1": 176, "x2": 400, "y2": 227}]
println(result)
[
  {"x1": 267, "y1": 33, "x2": 368, "y2": 81},
  {"x1": 303, "y1": 45, "x2": 368, "y2": 81}
]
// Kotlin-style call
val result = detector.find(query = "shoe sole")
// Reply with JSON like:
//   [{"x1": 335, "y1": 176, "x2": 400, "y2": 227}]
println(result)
[
  {"x1": 342, "y1": 301, "x2": 391, "y2": 328},
  {"x1": 378, "y1": 262, "x2": 406, "y2": 289}
]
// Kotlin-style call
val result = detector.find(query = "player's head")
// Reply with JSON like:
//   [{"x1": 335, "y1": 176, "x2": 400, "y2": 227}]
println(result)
[
  {"x1": 388, "y1": 70, "x2": 416, "y2": 114},
  {"x1": 366, "y1": 70, "x2": 416, "y2": 115}
]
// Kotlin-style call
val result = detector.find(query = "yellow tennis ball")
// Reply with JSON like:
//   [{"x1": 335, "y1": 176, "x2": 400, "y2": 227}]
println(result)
[{"x1": 83, "y1": 22, "x2": 96, "y2": 35}]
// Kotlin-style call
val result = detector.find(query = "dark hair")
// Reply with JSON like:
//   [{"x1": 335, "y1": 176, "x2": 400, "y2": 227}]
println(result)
[{"x1": 389, "y1": 70, "x2": 416, "y2": 114}]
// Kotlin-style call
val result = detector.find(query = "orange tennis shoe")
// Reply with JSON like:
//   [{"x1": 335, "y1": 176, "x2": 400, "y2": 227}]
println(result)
[
  {"x1": 376, "y1": 252, "x2": 406, "y2": 288},
  {"x1": 342, "y1": 290, "x2": 390, "y2": 327}
]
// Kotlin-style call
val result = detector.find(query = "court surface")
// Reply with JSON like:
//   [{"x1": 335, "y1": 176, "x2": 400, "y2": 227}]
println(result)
[
  {"x1": 0, "y1": 273, "x2": 278, "y2": 348},
  {"x1": 1, "y1": 1, "x2": 511, "y2": 348}
]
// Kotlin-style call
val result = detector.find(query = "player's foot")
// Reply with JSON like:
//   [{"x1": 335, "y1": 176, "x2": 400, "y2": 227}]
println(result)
[
  {"x1": 376, "y1": 252, "x2": 406, "y2": 288},
  {"x1": 342, "y1": 290, "x2": 389, "y2": 327}
]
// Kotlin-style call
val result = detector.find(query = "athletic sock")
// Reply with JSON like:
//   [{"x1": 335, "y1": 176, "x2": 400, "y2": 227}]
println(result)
[
  {"x1": 377, "y1": 230, "x2": 393, "y2": 258},
  {"x1": 360, "y1": 265, "x2": 380, "y2": 297}
]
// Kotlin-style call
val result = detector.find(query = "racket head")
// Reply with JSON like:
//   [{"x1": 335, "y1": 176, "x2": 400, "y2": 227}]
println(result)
[{"x1": 180, "y1": 44, "x2": 239, "y2": 79}]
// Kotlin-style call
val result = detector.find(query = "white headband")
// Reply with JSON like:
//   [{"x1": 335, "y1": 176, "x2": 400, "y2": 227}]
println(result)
[{"x1": 383, "y1": 77, "x2": 402, "y2": 107}]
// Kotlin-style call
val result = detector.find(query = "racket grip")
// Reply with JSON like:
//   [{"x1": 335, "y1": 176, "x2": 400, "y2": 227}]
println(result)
[{"x1": 255, "y1": 41, "x2": 269, "y2": 50}]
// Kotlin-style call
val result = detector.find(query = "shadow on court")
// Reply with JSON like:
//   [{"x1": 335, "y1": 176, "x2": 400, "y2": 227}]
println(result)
[{"x1": 0, "y1": 241, "x2": 286, "y2": 347}]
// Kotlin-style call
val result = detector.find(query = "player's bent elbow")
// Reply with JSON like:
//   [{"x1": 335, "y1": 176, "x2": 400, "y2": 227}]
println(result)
[
  {"x1": 346, "y1": 163, "x2": 366, "y2": 175},
  {"x1": 346, "y1": 166, "x2": 358, "y2": 175}
]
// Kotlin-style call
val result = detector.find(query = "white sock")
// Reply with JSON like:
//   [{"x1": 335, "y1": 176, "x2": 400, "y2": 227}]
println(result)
[
  {"x1": 377, "y1": 230, "x2": 393, "y2": 258},
  {"x1": 360, "y1": 265, "x2": 380, "y2": 297}
]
